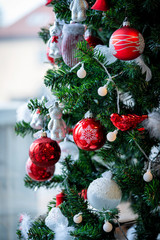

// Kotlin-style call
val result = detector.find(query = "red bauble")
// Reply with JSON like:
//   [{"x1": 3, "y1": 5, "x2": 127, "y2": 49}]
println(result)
[
  {"x1": 56, "y1": 192, "x2": 65, "y2": 207},
  {"x1": 73, "y1": 118, "x2": 106, "y2": 151},
  {"x1": 109, "y1": 24, "x2": 145, "y2": 60},
  {"x1": 47, "y1": 47, "x2": 55, "y2": 65},
  {"x1": 85, "y1": 35, "x2": 104, "y2": 48},
  {"x1": 29, "y1": 134, "x2": 61, "y2": 167},
  {"x1": 26, "y1": 158, "x2": 55, "y2": 182},
  {"x1": 91, "y1": 0, "x2": 109, "y2": 11},
  {"x1": 110, "y1": 113, "x2": 148, "y2": 131}
]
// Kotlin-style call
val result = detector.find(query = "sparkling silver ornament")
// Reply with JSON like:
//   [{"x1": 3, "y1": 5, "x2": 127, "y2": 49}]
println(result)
[
  {"x1": 48, "y1": 102, "x2": 66, "y2": 142},
  {"x1": 30, "y1": 109, "x2": 43, "y2": 130},
  {"x1": 70, "y1": 0, "x2": 88, "y2": 22},
  {"x1": 87, "y1": 177, "x2": 122, "y2": 211},
  {"x1": 59, "y1": 138, "x2": 79, "y2": 161},
  {"x1": 47, "y1": 20, "x2": 63, "y2": 59}
]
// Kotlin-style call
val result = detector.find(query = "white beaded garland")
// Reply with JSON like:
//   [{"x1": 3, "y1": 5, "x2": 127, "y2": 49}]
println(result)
[
  {"x1": 77, "y1": 66, "x2": 86, "y2": 78},
  {"x1": 107, "y1": 130, "x2": 118, "y2": 142},
  {"x1": 98, "y1": 86, "x2": 107, "y2": 96},
  {"x1": 73, "y1": 213, "x2": 83, "y2": 224},
  {"x1": 143, "y1": 170, "x2": 153, "y2": 182},
  {"x1": 103, "y1": 221, "x2": 113, "y2": 232}
]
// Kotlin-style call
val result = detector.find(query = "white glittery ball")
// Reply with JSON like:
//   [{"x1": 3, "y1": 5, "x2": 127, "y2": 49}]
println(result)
[
  {"x1": 107, "y1": 131, "x2": 117, "y2": 142},
  {"x1": 103, "y1": 221, "x2": 113, "y2": 232},
  {"x1": 73, "y1": 213, "x2": 82, "y2": 224},
  {"x1": 143, "y1": 170, "x2": 153, "y2": 182},
  {"x1": 77, "y1": 67, "x2": 86, "y2": 78},
  {"x1": 98, "y1": 86, "x2": 107, "y2": 96},
  {"x1": 59, "y1": 140, "x2": 79, "y2": 161},
  {"x1": 87, "y1": 177, "x2": 122, "y2": 211}
]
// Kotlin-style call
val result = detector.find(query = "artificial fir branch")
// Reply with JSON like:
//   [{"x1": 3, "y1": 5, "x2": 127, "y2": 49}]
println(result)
[{"x1": 15, "y1": 121, "x2": 36, "y2": 137}]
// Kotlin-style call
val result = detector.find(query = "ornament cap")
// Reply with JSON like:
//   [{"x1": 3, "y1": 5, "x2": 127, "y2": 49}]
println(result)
[
  {"x1": 84, "y1": 110, "x2": 93, "y2": 118},
  {"x1": 41, "y1": 132, "x2": 47, "y2": 137},
  {"x1": 123, "y1": 17, "x2": 130, "y2": 27}
]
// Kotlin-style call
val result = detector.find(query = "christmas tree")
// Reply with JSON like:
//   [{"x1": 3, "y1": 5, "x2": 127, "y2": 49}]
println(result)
[{"x1": 16, "y1": 0, "x2": 160, "y2": 239}]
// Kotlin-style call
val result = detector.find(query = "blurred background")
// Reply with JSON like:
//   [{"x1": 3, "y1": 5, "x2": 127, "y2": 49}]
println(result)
[{"x1": 0, "y1": 1, "x2": 59, "y2": 239}]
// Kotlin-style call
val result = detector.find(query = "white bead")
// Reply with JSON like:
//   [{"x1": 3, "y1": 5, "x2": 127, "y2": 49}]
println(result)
[
  {"x1": 77, "y1": 67, "x2": 86, "y2": 78},
  {"x1": 143, "y1": 170, "x2": 153, "y2": 182},
  {"x1": 98, "y1": 86, "x2": 107, "y2": 96},
  {"x1": 73, "y1": 213, "x2": 82, "y2": 224},
  {"x1": 107, "y1": 132, "x2": 117, "y2": 142},
  {"x1": 103, "y1": 221, "x2": 113, "y2": 232}
]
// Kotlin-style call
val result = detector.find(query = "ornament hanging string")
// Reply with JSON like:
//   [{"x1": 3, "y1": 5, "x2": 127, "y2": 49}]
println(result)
[
  {"x1": 93, "y1": 57, "x2": 121, "y2": 114},
  {"x1": 114, "y1": 216, "x2": 129, "y2": 240},
  {"x1": 129, "y1": 132, "x2": 152, "y2": 169}
]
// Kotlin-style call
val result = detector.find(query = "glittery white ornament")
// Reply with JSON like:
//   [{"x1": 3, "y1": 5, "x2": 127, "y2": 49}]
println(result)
[
  {"x1": 73, "y1": 213, "x2": 83, "y2": 223},
  {"x1": 30, "y1": 110, "x2": 43, "y2": 130},
  {"x1": 87, "y1": 177, "x2": 122, "y2": 211},
  {"x1": 48, "y1": 102, "x2": 66, "y2": 142},
  {"x1": 98, "y1": 86, "x2": 107, "y2": 96},
  {"x1": 107, "y1": 130, "x2": 118, "y2": 142},
  {"x1": 143, "y1": 170, "x2": 153, "y2": 182},
  {"x1": 70, "y1": 0, "x2": 88, "y2": 22},
  {"x1": 45, "y1": 208, "x2": 68, "y2": 231},
  {"x1": 59, "y1": 138, "x2": 79, "y2": 161},
  {"x1": 103, "y1": 221, "x2": 113, "y2": 232},
  {"x1": 77, "y1": 66, "x2": 86, "y2": 78}
]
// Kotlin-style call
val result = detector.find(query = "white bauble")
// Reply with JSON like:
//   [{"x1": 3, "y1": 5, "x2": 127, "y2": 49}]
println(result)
[
  {"x1": 98, "y1": 86, "x2": 107, "y2": 96},
  {"x1": 45, "y1": 208, "x2": 68, "y2": 231},
  {"x1": 87, "y1": 177, "x2": 122, "y2": 211},
  {"x1": 59, "y1": 140, "x2": 79, "y2": 161},
  {"x1": 73, "y1": 213, "x2": 82, "y2": 224},
  {"x1": 143, "y1": 170, "x2": 153, "y2": 182},
  {"x1": 107, "y1": 132, "x2": 116, "y2": 142},
  {"x1": 103, "y1": 221, "x2": 113, "y2": 232},
  {"x1": 77, "y1": 67, "x2": 86, "y2": 78}
]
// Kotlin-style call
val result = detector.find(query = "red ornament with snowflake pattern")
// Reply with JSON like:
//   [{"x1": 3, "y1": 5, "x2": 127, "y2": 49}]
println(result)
[
  {"x1": 29, "y1": 133, "x2": 61, "y2": 167},
  {"x1": 26, "y1": 158, "x2": 55, "y2": 181},
  {"x1": 73, "y1": 118, "x2": 106, "y2": 151}
]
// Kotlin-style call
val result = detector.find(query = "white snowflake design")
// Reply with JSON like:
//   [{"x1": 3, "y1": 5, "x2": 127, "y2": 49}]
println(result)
[{"x1": 80, "y1": 125, "x2": 98, "y2": 144}]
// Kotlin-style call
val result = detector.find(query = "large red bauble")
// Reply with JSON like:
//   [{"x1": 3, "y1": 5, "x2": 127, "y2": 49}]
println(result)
[
  {"x1": 29, "y1": 135, "x2": 61, "y2": 167},
  {"x1": 110, "y1": 113, "x2": 148, "y2": 131},
  {"x1": 109, "y1": 26, "x2": 145, "y2": 60},
  {"x1": 26, "y1": 158, "x2": 55, "y2": 182},
  {"x1": 85, "y1": 35, "x2": 104, "y2": 48},
  {"x1": 73, "y1": 118, "x2": 106, "y2": 151},
  {"x1": 91, "y1": 0, "x2": 109, "y2": 11}
]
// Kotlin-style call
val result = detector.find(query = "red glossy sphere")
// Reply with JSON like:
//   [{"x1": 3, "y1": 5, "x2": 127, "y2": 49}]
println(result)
[
  {"x1": 29, "y1": 136, "x2": 61, "y2": 167},
  {"x1": 85, "y1": 36, "x2": 104, "y2": 48},
  {"x1": 109, "y1": 26, "x2": 145, "y2": 60},
  {"x1": 73, "y1": 118, "x2": 106, "y2": 151},
  {"x1": 26, "y1": 158, "x2": 55, "y2": 182}
]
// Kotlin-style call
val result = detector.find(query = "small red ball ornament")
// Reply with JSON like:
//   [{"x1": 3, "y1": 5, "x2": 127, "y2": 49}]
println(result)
[
  {"x1": 85, "y1": 35, "x2": 104, "y2": 48},
  {"x1": 26, "y1": 158, "x2": 55, "y2": 182},
  {"x1": 73, "y1": 118, "x2": 106, "y2": 151},
  {"x1": 109, "y1": 20, "x2": 145, "y2": 61},
  {"x1": 29, "y1": 132, "x2": 61, "y2": 167},
  {"x1": 91, "y1": 0, "x2": 109, "y2": 11},
  {"x1": 110, "y1": 113, "x2": 148, "y2": 131}
]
